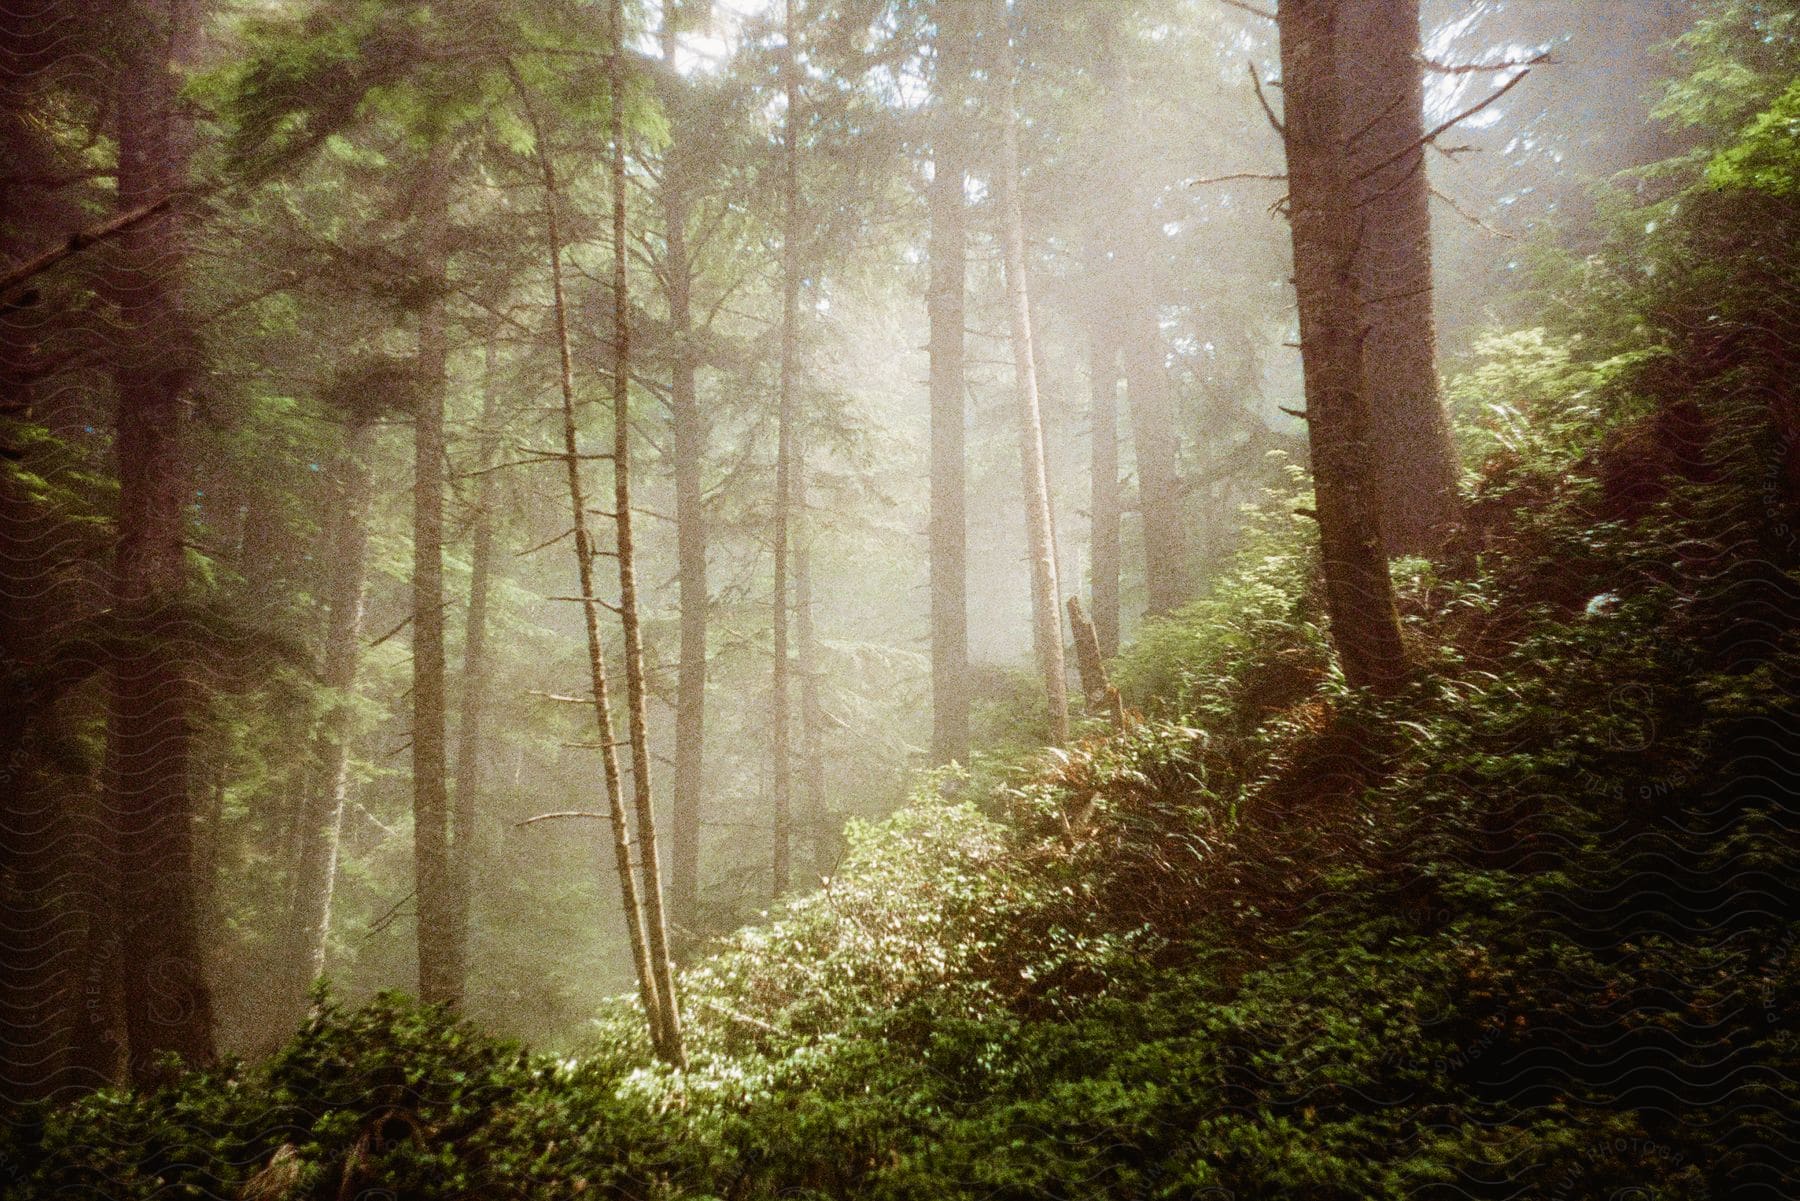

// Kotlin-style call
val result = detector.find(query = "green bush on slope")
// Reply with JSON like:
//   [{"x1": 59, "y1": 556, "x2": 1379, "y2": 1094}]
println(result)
[{"x1": 7, "y1": 8, "x2": 1800, "y2": 1197}]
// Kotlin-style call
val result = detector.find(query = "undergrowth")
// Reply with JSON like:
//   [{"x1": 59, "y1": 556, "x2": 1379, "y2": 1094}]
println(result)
[{"x1": 5, "y1": 11, "x2": 1800, "y2": 1197}]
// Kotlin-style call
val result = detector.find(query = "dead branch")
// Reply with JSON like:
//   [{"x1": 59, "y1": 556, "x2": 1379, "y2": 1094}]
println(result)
[
  {"x1": 1357, "y1": 67, "x2": 1534, "y2": 182},
  {"x1": 516, "y1": 811, "x2": 616, "y2": 827},
  {"x1": 1216, "y1": 0, "x2": 1275, "y2": 20},
  {"x1": 1249, "y1": 62, "x2": 1284, "y2": 137},
  {"x1": 0, "y1": 197, "x2": 173, "y2": 301}
]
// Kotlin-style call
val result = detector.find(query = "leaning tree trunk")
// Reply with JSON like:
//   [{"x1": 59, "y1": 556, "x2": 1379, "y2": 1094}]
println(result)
[
  {"x1": 108, "y1": 0, "x2": 215, "y2": 1086},
  {"x1": 1278, "y1": 0, "x2": 1408, "y2": 693},
  {"x1": 927, "y1": 0, "x2": 972, "y2": 767},
  {"x1": 411, "y1": 157, "x2": 459, "y2": 1008},
  {"x1": 608, "y1": 0, "x2": 686, "y2": 1064},
  {"x1": 510, "y1": 64, "x2": 672, "y2": 1061},
  {"x1": 660, "y1": 0, "x2": 709, "y2": 941},
  {"x1": 771, "y1": 0, "x2": 802, "y2": 894},
  {"x1": 448, "y1": 339, "x2": 502, "y2": 986},
  {"x1": 992, "y1": 1, "x2": 1068, "y2": 745},
  {"x1": 285, "y1": 414, "x2": 376, "y2": 1011},
  {"x1": 1340, "y1": 0, "x2": 1458, "y2": 555}
]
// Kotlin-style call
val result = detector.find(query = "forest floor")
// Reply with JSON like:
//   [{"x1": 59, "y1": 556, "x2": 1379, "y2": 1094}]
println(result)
[{"x1": 7, "y1": 334, "x2": 1798, "y2": 1198}]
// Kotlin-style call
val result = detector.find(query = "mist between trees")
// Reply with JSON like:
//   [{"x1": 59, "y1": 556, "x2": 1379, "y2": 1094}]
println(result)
[{"x1": 0, "y1": 0, "x2": 1710, "y2": 1086}]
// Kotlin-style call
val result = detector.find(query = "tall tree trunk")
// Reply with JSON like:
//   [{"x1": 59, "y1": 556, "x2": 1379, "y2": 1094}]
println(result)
[
  {"x1": 1122, "y1": 301, "x2": 1186, "y2": 615},
  {"x1": 1095, "y1": 18, "x2": 1185, "y2": 617},
  {"x1": 608, "y1": 0, "x2": 685, "y2": 1066},
  {"x1": 449, "y1": 338, "x2": 501, "y2": 985},
  {"x1": 1088, "y1": 325, "x2": 1122, "y2": 659},
  {"x1": 660, "y1": 0, "x2": 708, "y2": 944},
  {"x1": 285, "y1": 415, "x2": 376, "y2": 1011},
  {"x1": 1279, "y1": 0, "x2": 1408, "y2": 692},
  {"x1": 108, "y1": 0, "x2": 215, "y2": 1086},
  {"x1": 771, "y1": 0, "x2": 801, "y2": 894},
  {"x1": 510, "y1": 64, "x2": 671, "y2": 1060},
  {"x1": 927, "y1": 0, "x2": 971, "y2": 768},
  {"x1": 992, "y1": 1, "x2": 1068, "y2": 745},
  {"x1": 1341, "y1": 0, "x2": 1458, "y2": 555},
  {"x1": 794, "y1": 471, "x2": 826, "y2": 882},
  {"x1": 412, "y1": 158, "x2": 458, "y2": 1007}
]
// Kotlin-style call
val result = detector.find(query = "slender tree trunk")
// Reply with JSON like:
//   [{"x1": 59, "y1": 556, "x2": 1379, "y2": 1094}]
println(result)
[
  {"x1": 927, "y1": 0, "x2": 971, "y2": 768},
  {"x1": 660, "y1": 1, "x2": 708, "y2": 943},
  {"x1": 771, "y1": 0, "x2": 801, "y2": 894},
  {"x1": 608, "y1": 0, "x2": 685, "y2": 1065},
  {"x1": 992, "y1": 2, "x2": 1068, "y2": 745},
  {"x1": 449, "y1": 338, "x2": 501, "y2": 984},
  {"x1": 1278, "y1": 0, "x2": 1408, "y2": 692},
  {"x1": 1122, "y1": 302, "x2": 1186, "y2": 615},
  {"x1": 108, "y1": 0, "x2": 215, "y2": 1085},
  {"x1": 285, "y1": 415, "x2": 376, "y2": 1009},
  {"x1": 412, "y1": 158, "x2": 458, "y2": 1007},
  {"x1": 1088, "y1": 325, "x2": 1122, "y2": 658},
  {"x1": 794, "y1": 471, "x2": 826, "y2": 882},
  {"x1": 1341, "y1": 0, "x2": 1458, "y2": 555},
  {"x1": 511, "y1": 65, "x2": 670, "y2": 1060}
]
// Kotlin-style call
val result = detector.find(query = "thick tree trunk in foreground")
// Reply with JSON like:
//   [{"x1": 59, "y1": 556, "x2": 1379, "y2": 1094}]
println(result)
[
  {"x1": 608, "y1": 0, "x2": 685, "y2": 1063},
  {"x1": 285, "y1": 416, "x2": 376, "y2": 1008},
  {"x1": 927, "y1": 0, "x2": 971, "y2": 768},
  {"x1": 661, "y1": 2, "x2": 708, "y2": 939},
  {"x1": 771, "y1": 0, "x2": 801, "y2": 894},
  {"x1": 1278, "y1": 0, "x2": 1408, "y2": 693},
  {"x1": 1340, "y1": 0, "x2": 1458, "y2": 555},
  {"x1": 449, "y1": 341, "x2": 501, "y2": 985},
  {"x1": 993, "y1": 3, "x2": 1069, "y2": 746},
  {"x1": 411, "y1": 161, "x2": 459, "y2": 1007},
  {"x1": 108, "y1": 0, "x2": 215, "y2": 1086}
]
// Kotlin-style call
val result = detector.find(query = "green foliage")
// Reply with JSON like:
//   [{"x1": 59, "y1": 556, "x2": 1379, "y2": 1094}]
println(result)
[{"x1": 9, "y1": 4, "x2": 1800, "y2": 1197}]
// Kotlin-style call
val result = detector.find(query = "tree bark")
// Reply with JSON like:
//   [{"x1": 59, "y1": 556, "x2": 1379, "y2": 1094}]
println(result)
[
  {"x1": 992, "y1": 1, "x2": 1069, "y2": 746},
  {"x1": 609, "y1": 0, "x2": 685, "y2": 1065},
  {"x1": 1278, "y1": 0, "x2": 1408, "y2": 693},
  {"x1": 1340, "y1": 0, "x2": 1458, "y2": 555},
  {"x1": 927, "y1": 0, "x2": 971, "y2": 768},
  {"x1": 771, "y1": 0, "x2": 801, "y2": 894},
  {"x1": 284, "y1": 415, "x2": 375, "y2": 1010},
  {"x1": 411, "y1": 157, "x2": 459, "y2": 1007},
  {"x1": 107, "y1": 0, "x2": 215, "y2": 1086},
  {"x1": 448, "y1": 338, "x2": 501, "y2": 986},
  {"x1": 660, "y1": 0, "x2": 708, "y2": 943}
]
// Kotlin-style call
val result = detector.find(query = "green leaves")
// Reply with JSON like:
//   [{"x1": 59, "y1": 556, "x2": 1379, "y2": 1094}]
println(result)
[{"x1": 1706, "y1": 78, "x2": 1800, "y2": 195}]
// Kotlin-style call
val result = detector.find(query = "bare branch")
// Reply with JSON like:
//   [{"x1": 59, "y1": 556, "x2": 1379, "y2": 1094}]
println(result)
[
  {"x1": 1422, "y1": 51, "x2": 1552, "y2": 76},
  {"x1": 516, "y1": 811, "x2": 616, "y2": 827},
  {"x1": 0, "y1": 197, "x2": 173, "y2": 301},
  {"x1": 1430, "y1": 186, "x2": 1515, "y2": 239},
  {"x1": 1188, "y1": 172, "x2": 1288, "y2": 188},
  {"x1": 1357, "y1": 67, "x2": 1534, "y2": 182},
  {"x1": 1248, "y1": 63, "x2": 1285, "y2": 137},
  {"x1": 1216, "y1": 0, "x2": 1276, "y2": 20}
]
